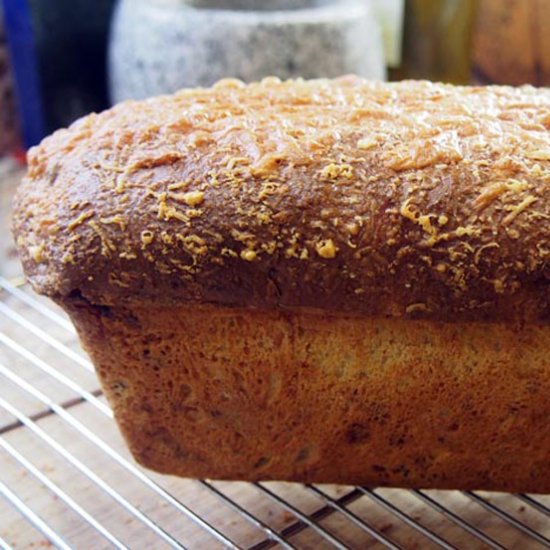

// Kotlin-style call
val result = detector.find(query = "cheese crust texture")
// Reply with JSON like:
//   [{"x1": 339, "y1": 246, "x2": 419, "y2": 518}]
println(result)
[
  {"x1": 13, "y1": 77, "x2": 550, "y2": 321},
  {"x1": 13, "y1": 77, "x2": 550, "y2": 491}
]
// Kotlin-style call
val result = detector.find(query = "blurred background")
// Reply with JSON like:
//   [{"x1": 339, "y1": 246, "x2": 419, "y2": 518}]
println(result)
[
  {"x1": 1, "y1": 0, "x2": 550, "y2": 268},
  {"x1": 1, "y1": 0, "x2": 549, "y2": 156},
  {"x1": 0, "y1": 3, "x2": 549, "y2": 547}
]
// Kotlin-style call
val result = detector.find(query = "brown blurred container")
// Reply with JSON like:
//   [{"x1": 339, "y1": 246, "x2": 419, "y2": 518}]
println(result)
[
  {"x1": 472, "y1": 0, "x2": 550, "y2": 86},
  {"x1": 388, "y1": 0, "x2": 477, "y2": 84}
]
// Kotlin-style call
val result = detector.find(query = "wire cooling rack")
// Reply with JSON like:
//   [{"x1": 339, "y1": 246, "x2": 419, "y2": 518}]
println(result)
[{"x1": 0, "y1": 275, "x2": 549, "y2": 549}]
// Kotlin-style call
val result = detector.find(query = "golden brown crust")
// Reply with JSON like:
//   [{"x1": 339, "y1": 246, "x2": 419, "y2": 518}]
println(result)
[
  {"x1": 12, "y1": 77, "x2": 550, "y2": 322},
  {"x1": 62, "y1": 299, "x2": 550, "y2": 492}
]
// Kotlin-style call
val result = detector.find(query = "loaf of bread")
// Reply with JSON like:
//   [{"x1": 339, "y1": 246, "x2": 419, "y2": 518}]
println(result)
[{"x1": 13, "y1": 77, "x2": 550, "y2": 492}]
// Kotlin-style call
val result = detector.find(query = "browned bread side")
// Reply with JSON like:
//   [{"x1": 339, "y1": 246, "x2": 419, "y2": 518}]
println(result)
[
  {"x1": 61, "y1": 297, "x2": 550, "y2": 493},
  {"x1": 12, "y1": 77, "x2": 550, "y2": 322}
]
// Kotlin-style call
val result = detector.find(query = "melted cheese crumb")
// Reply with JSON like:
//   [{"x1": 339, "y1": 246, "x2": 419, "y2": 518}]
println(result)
[
  {"x1": 30, "y1": 243, "x2": 45, "y2": 263},
  {"x1": 177, "y1": 191, "x2": 205, "y2": 207},
  {"x1": 357, "y1": 138, "x2": 377, "y2": 150},
  {"x1": 526, "y1": 150, "x2": 550, "y2": 160},
  {"x1": 141, "y1": 230, "x2": 154, "y2": 246},
  {"x1": 503, "y1": 195, "x2": 537, "y2": 225},
  {"x1": 400, "y1": 198, "x2": 437, "y2": 235},
  {"x1": 474, "y1": 179, "x2": 529, "y2": 211},
  {"x1": 320, "y1": 163, "x2": 353, "y2": 181},
  {"x1": 67, "y1": 210, "x2": 94, "y2": 231},
  {"x1": 406, "y1": 303, "x2": 428, "y2": 314},
  {"x1": 168, "y1": 180, "x2": 190, "y2": 191},
  {"x1": 316, "y1": 239, "x2": 337, "y2": 258},
  {"x1": 240, "y1": 249, "x2": 257, "y2": 261}
]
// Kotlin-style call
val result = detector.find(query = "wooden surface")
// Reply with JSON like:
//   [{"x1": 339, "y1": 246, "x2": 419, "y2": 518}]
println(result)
[{"x1": 1, "y1": 165, "x2": 549, "y2": 548}]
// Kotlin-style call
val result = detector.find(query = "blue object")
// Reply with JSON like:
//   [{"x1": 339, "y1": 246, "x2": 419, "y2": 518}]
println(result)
[{"x1": 2, "y1": 0, "x2": 45, "y2": 148}]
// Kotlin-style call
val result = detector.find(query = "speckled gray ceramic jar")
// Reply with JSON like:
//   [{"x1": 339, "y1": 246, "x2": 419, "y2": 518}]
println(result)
[{"x1": 108, "y1": 0, "x2": 385, "y2": 103}]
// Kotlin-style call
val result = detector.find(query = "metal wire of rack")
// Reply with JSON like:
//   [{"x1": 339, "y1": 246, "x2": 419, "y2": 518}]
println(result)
[{"x1": 0, "y1": 275, "x2": 549, "y2": 549}]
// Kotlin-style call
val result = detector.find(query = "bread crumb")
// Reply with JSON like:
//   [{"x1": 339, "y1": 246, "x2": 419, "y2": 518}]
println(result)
[
  {"x1": 258, "y1": 181, "x2": 279, "y2": 200},
  {"x1": 141, "y1": 230, "x2": 154, "y2": 246},
  {"x1": 161, "y1": 231, "x2": 174, "y2": 245},
  {"x1": 526, "y1": 149, "x2": 550, "y2": 160},
  {"x1": 358, "y1": 138, "x2": 377, "y2": 150},
  {"x1": 67, "y1": 210, "x2": 94, "y2": 231},
  {"x1": 455, "y1": 226, "x2": 480, "y2": 238},
  {"x1": 475, "y1": 179, "x2": 529, "y2": 211},
  {"x1": 406, "y1": 303, "x2": 428, "y2": 314},
  {"x1": 213, "y1": 78, "x2": 245, "y2": 89},
  {"x1": 179, "y1": 234, "x2": 208, "y2": 255},
  {"x1": 503, "y1": 196, "x2": 537, "y2": 225},
  {"x1": 240, "y1": 249, "x2": 257, "y2": 261},
  {"x1": 494, "y1": 279, "x2": 505, "y2": 293},
  {"x1": 531, "y1": 163, "x2": 543, "y2": 176},
  {"x1": 400, "y1": 198, "x2": 437, "y2": 236},
  {"x1": 261, "y1": 241, "x2": 278, "y2": 255},
  {"x1": 221, "y1": 247, "x2": 238, "y2": 258},
  {"x1": 346, "y1": 222, "x2": 360, "y2": 236},
  {"x1": 179, "y1": 191, "x2": 205, "y2": 207},
  {"x1": 168, "y1": 180, "x2": 190, "y2": 191},
  {"x1": 320, "y1": 163, "x2": 353, "y2": 180},
  {"x1": 30, "y1": 243, "x2": 45, "y2": 263},
  {"x1": 61, "y1": 252, "x2": 76, "y2": 264},
  {"x1": 227, "y1": 156, "x2": 250, "y2": 170},
  {"x1": 99, "y1": 214, "x2": 127, "y2": 230},
  {"x1": 316, "y1": 239, "x2": 337, "y2": 258},
  {"x1": 88, "y1": 220, "x2": 116, "y2": 257}
]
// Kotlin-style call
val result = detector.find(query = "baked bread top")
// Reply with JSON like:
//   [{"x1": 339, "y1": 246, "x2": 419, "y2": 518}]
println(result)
[{"x1": 12, "y1": 77, "x2": 550, "y2": 322}]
